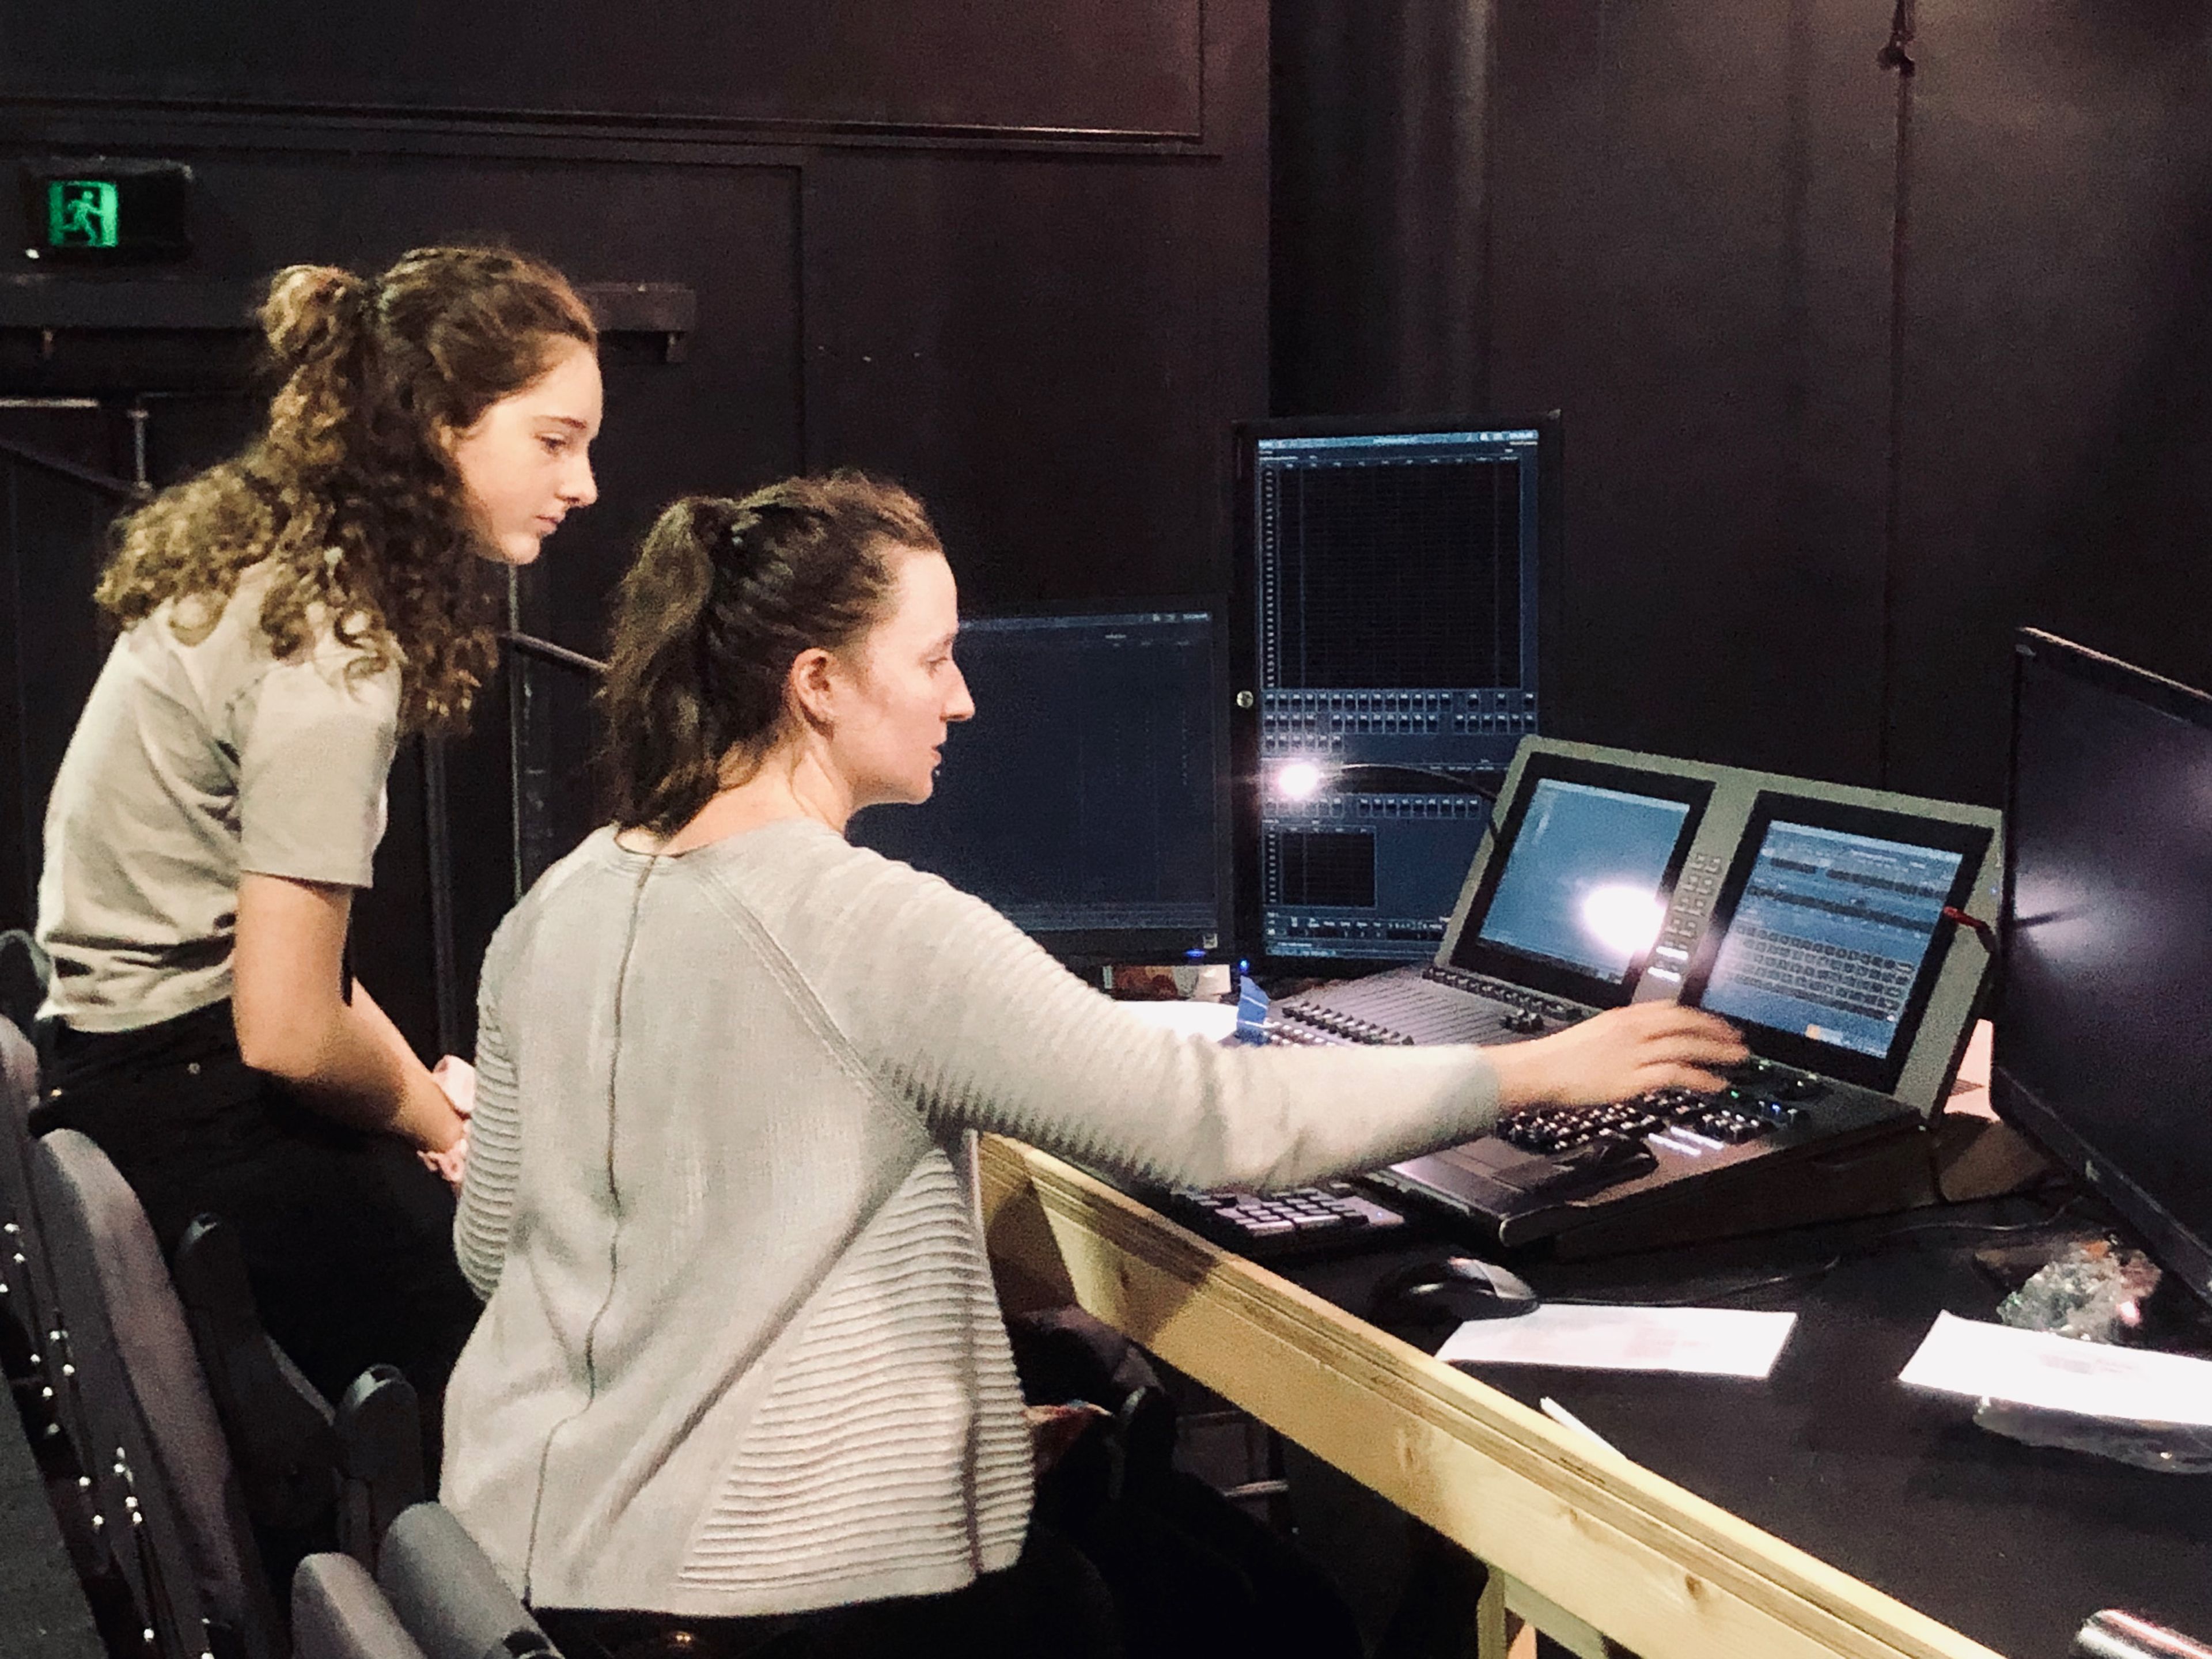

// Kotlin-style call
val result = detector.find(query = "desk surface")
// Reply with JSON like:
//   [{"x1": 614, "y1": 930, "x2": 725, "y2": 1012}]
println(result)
[{"x1": 979, "y1": 1136, "x2": 2212, "y2": 1659}]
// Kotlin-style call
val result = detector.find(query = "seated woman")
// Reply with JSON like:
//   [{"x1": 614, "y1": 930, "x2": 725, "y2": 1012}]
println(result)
[
  {"x1": 34, "y1": 247, "x2": 604, "y2": 1412},
  {"x1": 442, "y1": 474, "x2": 1741, "y2": 1657}
]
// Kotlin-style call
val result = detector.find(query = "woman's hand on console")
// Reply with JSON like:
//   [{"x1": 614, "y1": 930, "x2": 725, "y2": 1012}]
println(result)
[{"x1": 1487, "y1": 1002, "x2": 1747, "y2": 1112}]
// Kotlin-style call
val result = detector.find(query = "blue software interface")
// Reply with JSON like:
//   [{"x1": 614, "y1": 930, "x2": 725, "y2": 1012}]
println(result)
[
  {"x1": 848, "y1": 612, "x2": 1221, "y2": 944},
  {"x1": 1253, "y1": 425, "x2": 1546, "y2": 960},
  {"x1": 1472, "y1": 779, "x2": 1690, "y2": 981},
  {"x1": 1701, "y1": 822, "x2": 1961, "y2": 1059}
]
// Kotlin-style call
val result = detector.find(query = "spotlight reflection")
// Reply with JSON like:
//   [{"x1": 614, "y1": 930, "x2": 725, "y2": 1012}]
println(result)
[{"x1": 1580, "y1": 883, "x2": 1667, "y2": 959}]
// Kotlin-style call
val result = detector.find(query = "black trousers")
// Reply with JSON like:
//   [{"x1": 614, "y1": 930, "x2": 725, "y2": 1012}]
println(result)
[
  {"x1": 33, "y1": 1001, "x2": 482, "y2": 1419},
  {"x1": 535, "y1": 1522, "x2": 1126, "y2": 1659}
]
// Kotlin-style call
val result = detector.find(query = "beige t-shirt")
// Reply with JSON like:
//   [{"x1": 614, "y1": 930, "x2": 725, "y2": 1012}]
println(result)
[{"x1": 35, "y1": 563, "x2": 400, "y2": 1033}]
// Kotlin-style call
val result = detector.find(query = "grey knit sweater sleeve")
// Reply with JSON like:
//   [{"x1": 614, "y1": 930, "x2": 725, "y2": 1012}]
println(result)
[
  {"x1": 766, "y1": 824, "x2": 1505, "y2": 1190},
  {"x1": 455, "y1": 915, "x2": 524, "y2": 1302}
]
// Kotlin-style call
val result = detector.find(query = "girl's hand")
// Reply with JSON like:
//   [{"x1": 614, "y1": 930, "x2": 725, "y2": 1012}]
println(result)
[
  {"x1": 421, "y1": 1132, "x2": 469, "y2": 1192},
  {"x1": 432, "y1": 1054, "x2": 477, "y2": 1119}
]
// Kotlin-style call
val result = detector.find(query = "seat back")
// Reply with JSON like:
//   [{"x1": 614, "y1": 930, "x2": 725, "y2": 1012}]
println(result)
[
  {"x1": 294, "y1": 1554, "x2": 429, "y2": 1659},
  {"x1": 377, "y1": 1502, "x2": 558, "y2": 1659},
  {"x1": 173, "y1": 1213, "x2": 339, "y2": 1532},
  {"x1": 33, "y1": 1126, "x2": 283, "y2": 1659},
  {"x1": 0, "y1": 926, "x2": 50, "y2": 1038},
  {"x1": 334, "y1": 1367, "x2": 425, "y2": 1571},
  {"x1": 1, "y1": 1012, "x2": 56, "y2": 1362},
  {"x1": 0, "y1": 1013, "x2": 97, "y2": 1488}
]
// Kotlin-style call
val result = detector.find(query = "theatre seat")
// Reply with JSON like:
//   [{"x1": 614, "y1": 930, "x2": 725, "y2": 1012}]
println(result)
[
  {"x1": 1, "y1": 1013, "x2": 63, "y2": 1403},
  {"x1": 0, "y1": 1013, "x2": 111, "y2": 1593},
  {"x1": 331, "y1": 1368, "x2": 425, "y2": 1574},
  {"x1": 294, "y1": 1552, "x2": 429, "y2": 1659},
  {"x1": 377, "y1": 1502, "x2": 559, "y2": 1659},
  {"x1": 32, "y1": 1126, "x2": 285, "y2": 1659}
]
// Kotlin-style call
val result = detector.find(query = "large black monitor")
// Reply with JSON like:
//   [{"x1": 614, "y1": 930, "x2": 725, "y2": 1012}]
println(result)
[
  {"x1": 1230, "y1": 413, "x2": 1562, "y2": 965},
  {"x1": 1995, "y1": 630, "x2": 2212, "y2": 1312},
  {"x1": 849, "y1": 609, "x2": 1231, "y2": 968}
]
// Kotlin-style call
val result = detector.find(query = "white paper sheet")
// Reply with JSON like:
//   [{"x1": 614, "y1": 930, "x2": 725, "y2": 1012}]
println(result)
[
  {"x1": 1117, "y1": 1000, "x2": 1240, "y2": 1043},
  {"x1": 1434, "y1": 1304, "x2": 1798, "y2": 1378},
  {"x1": 1897, "y1": 1312, "x2": 2212, "y2": 1427}
]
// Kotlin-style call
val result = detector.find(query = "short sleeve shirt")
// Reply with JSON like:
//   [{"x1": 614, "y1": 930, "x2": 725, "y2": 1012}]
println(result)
[{"x1": 34, "y1": 563, "x2": 401, "y2": 1033}]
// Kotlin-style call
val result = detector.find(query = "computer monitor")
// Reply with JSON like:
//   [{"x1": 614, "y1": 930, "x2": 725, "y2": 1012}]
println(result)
[
  {"x1": 1445, "y1": 753, "x2": 1711, "y2": 1006},
  {"x1": 1678, "y1": 793, "x2": 1993, "y2": 1095},
  {"x1": 1994, "y1": 630, "x2": 2212, "y2": 1312},
  {"x1": 1232, "y1": 414, "x2": 1562, "y2": 965},
  {"x1": 847, "y1": 609, "x2": 1230, "y2": 967}
]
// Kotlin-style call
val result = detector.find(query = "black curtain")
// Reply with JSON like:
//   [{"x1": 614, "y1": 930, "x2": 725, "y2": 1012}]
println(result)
[{"x1": 1271, "y1": 0, "x2": 1494, "y2": 419}]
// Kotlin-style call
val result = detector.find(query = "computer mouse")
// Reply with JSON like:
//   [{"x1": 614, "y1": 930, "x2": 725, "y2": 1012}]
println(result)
[{"x1": 1368, "y1": 1255, "x2": 1539, "y2": 1327}]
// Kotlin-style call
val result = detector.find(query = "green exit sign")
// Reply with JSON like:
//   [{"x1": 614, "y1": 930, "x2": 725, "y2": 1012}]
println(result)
[
  {"x1": 47, "y1": 180, "x2": 119, "y2": 249},
  {"x1": 21, "y1": 158, "x2": 192, "y2": 263}
]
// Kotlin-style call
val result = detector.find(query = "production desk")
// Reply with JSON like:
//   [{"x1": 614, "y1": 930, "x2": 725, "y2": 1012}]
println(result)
[{"x1": 978, "y1": 1136, "x2": 2212, "y2": 1659}]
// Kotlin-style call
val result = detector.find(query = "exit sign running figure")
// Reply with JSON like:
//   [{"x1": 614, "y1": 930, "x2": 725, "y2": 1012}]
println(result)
[{"x1": 47, "y1": 180, "x2": 120, "y2": 249}]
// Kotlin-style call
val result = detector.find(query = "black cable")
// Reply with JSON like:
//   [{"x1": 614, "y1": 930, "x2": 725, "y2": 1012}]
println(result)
[
  {"x1": 1875, "y1": 0, "x2": 1917, "y2": 785},
  {"x1": 501, "y1": 629, "x2": 608, "y2": 679}
]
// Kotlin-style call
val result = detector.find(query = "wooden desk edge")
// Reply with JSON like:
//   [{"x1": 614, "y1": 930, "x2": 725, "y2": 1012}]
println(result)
[{"x1": 979, "y1": 1135, "x2": 2009, "y2": 1659}]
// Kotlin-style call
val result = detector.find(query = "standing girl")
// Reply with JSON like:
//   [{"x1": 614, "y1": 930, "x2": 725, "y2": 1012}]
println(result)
[{"x1": 33, "y1": 245, "x2": 603, "y2": 1411}]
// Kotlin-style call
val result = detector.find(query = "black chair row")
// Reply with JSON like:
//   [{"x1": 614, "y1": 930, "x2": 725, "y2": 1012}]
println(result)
[
  {"x1": 1, "y1": 1007, "x2": 557, "y2": 1659},
  {"x1": 293, "y1": 1504, "x2": 558, "y2": 1659}
]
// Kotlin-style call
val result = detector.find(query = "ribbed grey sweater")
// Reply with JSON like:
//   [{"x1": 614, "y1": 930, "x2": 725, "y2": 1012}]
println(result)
[{"x1": 443, "y1": 819, "x2": 1502, "y2": 1616}]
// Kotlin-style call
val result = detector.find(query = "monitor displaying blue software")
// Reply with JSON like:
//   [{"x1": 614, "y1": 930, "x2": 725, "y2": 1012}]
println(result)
[
  {"x1": 848, "y1": 611, "x2": 1228, "y2": 964},
  {"x1": 1473, "y1": 779, "x2": 1692, "y2": 981},
  {"x1": 1699, "y1": 822, "x2": 1963, "y2": 1059},
  {"x1": 1233, "y1": 415, "x2": 1561, "y2": 964}
]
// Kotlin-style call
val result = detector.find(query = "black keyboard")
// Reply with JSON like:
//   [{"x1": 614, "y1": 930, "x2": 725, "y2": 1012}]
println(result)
[
  {"x1": 1497, "y1": 1079, "x2": 1815, "y2": 1159},
  {"x1": 1153, "y1": 1180, "x2": 1412, "y2": 1262}
]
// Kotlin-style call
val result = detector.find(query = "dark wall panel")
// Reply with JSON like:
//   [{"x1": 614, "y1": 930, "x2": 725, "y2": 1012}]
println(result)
[
  {"x1": 802, "y1": 151, "x2": 1265, "y2": 609},
  {"x1": 1, "y1": 446, "x2": 119, "y2": 930},
  {"x1": 3, "y1": 1, "x2": 1205, "y2": 137},
  {"x1": 1889, "y1": 1, "x2": 2212, "y2": 805},
  {"x1": 1486, "y1": 0, "x2": 1893, "y2": 786},
  {"x1": 1270, "y1": 0, "x2": 1493, "y2": 418}
]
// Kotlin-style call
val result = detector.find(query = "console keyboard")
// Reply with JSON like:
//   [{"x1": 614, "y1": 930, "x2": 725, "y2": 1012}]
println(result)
[
  {"x1": 1495, "y1": 1065, "x2": 1827, "y2": 1159},
  {"x1": 1155, "y1": 1180, "x2": 1411, "y2": 1262}
]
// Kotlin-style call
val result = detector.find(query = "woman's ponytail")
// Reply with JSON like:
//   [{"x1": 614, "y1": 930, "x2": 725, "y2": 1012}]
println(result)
[{"x1": 603, "y1": 497, "x2": 738, "y2": 838}]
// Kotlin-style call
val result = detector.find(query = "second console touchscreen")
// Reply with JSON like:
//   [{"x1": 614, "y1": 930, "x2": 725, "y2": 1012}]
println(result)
[{"x1": 1699, "y1": 821, "x2": 1963, "y2": 1060}]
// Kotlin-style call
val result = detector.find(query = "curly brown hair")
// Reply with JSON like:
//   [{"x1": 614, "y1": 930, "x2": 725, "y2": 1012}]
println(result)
[{"x1": 94, "y1": 246, "x2": 597, "y2": 732}]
